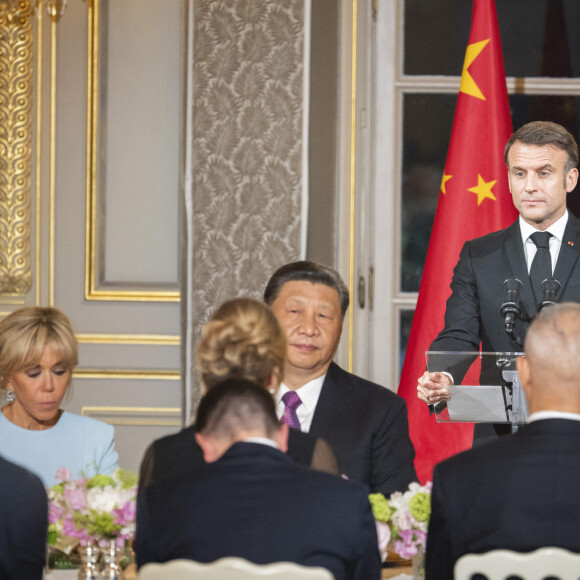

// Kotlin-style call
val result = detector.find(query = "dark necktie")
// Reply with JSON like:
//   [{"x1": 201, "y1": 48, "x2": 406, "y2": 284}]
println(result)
[
  {"x1": 529, "y1": 231, "x2": 552, "y2": 301},
  {"x1": 281, "y1": 391, "x2": 302, "y2": 430}
]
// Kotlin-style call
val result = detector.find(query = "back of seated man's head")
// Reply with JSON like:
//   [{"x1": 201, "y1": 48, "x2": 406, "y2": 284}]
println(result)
[
  {"x1": 194, "y1": 378, "x2": 287, "y2": 462},
  {"x1": 517, "y1": 302, "x2": 580, "y2": 414}
]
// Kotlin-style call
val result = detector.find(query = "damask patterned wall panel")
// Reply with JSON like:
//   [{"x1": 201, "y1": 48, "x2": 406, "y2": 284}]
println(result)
[
  {"x1": 189, "y1": 0, "x2": 307, "y2": 341},
  {"x1": 184, "y1": 0, "x2": 308, "y2": 416}
]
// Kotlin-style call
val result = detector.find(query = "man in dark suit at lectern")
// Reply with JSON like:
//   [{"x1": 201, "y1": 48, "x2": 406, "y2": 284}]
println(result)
[
  {"x1": 135, "y1": 379, "x2": 381, "y2": 580},
  {"x1": 426, "y1": 302, "x2": 580, "y2": 579},
  {"x1": 417, "y1": 121, "x2": 580, "y2": 441},
  {"x1": 264, "y1": 260, "x2": 417, "y2": 495}
]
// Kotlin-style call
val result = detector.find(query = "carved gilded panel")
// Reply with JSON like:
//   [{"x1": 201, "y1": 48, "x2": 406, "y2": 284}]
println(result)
[{"x1": 0, "y1": 0, "x2": 33, "y2": 295}]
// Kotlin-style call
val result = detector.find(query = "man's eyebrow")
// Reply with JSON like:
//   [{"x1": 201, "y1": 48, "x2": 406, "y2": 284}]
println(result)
[
  {"x1": 285, "y1": 295, "x2": 307, "y2": 304},
  {"x1": 511, "y1": 163, "x2": 555, "y2": 172}
]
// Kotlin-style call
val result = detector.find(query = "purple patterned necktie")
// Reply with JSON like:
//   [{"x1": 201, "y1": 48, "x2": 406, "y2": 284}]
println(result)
[{"x1": 281, "y1": 391, "x2": 302, "y2": 430}]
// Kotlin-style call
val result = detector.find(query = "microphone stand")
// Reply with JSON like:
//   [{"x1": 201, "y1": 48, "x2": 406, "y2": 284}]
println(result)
[
  {"x1": 538, "y1": 278, "x2": 561, "y2": 312},
  {"x1": 501, "y1": 278, "x2": 523, "y2": 346}
]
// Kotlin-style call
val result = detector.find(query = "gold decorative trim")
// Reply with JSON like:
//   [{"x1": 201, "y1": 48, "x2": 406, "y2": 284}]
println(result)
[
  {"x1": 348, "y1": 0, "x2": 358, "y2": 372},
  {"x1": 35, "y1": 0, "x2": 43, "y2": 305},
  {"x1": 48, "y1": 8, "x2": 57, "y2": 305},
  {"x1": 76, "y1": 333, "x2": 180, "y2": 346},
  {"x1": 84, "y1": 0, "x2": 179, "y2": 303},
  {"x1": 81, "y1": 406, "x2": 181, "y2": 427},
  {"x1": 0, "y1": 298, "x2": 26, "y2": 305},
  {"x1": 0, "y1": 0, "x2": 34, "y2": 296},
  {"x1": 85, "y1": 0, "x2": 96, "y2": 300},
  {"x1": 73, "y1": 369, "x2": 180, "y2": 380}
]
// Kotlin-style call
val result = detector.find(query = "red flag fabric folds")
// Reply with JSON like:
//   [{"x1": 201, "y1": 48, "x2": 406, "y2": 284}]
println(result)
[{"x1": 398, "y1": 0, "x2": 518, "y2": 483}]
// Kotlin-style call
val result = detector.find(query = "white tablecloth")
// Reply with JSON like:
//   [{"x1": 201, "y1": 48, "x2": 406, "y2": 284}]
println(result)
[{"x1": 44, "y1": 571, "x2": 76, "y2": 579}]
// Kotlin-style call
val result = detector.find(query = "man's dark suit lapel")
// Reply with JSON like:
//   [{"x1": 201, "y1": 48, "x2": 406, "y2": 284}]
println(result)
[
  {"x1": 309, "y1": 363, "x2": 345, "y2": 435},
  {"x1": 554, "y1": 214, "x2": 580, "y2": 296}
]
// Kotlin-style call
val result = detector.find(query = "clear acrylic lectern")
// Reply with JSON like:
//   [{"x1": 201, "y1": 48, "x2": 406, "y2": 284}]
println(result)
[{"x1": 426, "y1": 351, "x2": 528, "y2": 433}]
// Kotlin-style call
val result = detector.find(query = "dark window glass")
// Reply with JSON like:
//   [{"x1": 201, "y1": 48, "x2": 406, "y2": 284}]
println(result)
[
  {"x1": 401, "y1": 94, "x2": 580, "y2": 293},
  {"x1": 404, "y1": 0, "x2": 580, "y2": 78},
  {"x1": 401, "y1": 94, "x2": 456, "y2": 292},
  {"x1": 399, "y1": 310, "x2": 415, "y2": 377}
]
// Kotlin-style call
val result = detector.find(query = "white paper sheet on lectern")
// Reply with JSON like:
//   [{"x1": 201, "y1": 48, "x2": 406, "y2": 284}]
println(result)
[{"x1": 446, "y1": 385, "x2": 509, "y2": 422}]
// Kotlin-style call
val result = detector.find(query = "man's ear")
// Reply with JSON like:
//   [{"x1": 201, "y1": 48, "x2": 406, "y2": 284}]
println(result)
[
  {"x1": 275, "y1": 423, "x2": 289, "y2": 453},
  {"x1": 195, "y1": 433, "x2": 220, "y2": 463},
  {"x1": 516, "y1": 355, "x2": 532, "y2": 403},
  {"x1": 566, "y1": 167, "x2": 579, "y2": 192}
]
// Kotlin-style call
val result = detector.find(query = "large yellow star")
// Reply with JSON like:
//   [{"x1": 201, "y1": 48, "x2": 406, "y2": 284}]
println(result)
[
  {"x1": 440, "y1": 173, "x2": 452, "y2": 194},
  {"x1": 468, "y1": 174, "x2": 497, "y2": 205},
  {"x1": 459, "y1": 39, "x2": 489, "y2": 100}
]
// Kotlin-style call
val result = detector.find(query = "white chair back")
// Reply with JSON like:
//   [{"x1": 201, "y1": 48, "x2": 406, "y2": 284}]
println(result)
[
  {"x1": 139, "y1": 557, "x2": 335, "y2": 580},
  {"x1": 454, "y1": 547, "x2": 580, "y2": 580}
]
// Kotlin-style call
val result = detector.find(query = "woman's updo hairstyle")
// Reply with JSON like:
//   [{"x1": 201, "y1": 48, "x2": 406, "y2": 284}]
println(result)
[
  {"x1": 0, "y1": 306, "x2": 78, "y2": 389},
  {"x1": 196, "y1": 298, "x2": 286, "y2": 391}
]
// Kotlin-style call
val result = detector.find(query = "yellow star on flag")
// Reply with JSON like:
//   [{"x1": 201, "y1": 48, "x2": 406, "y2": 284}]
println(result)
[
  {"x1": 468, "y1": 174, "x2": 497, "y2": 205},
  {"x1": 440, "y1": 173, "x2": 452, "y2": 194},
  {"x1": 459, "y1": 39, "x2": 489, "y2": 100}
]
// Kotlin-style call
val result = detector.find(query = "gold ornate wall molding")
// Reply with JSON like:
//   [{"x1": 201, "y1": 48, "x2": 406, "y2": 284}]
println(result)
[
  {"x1": 0, "y1": 0, "x2": 33, "y2": 295},
  {"x1": 85, "y1": 0, "x2": 180, "y2": 303}
]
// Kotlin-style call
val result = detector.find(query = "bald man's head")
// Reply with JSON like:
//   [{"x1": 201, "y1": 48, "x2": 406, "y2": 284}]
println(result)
[{"x1": 516, "y1": 302, "x2": 580, "y2": 414}]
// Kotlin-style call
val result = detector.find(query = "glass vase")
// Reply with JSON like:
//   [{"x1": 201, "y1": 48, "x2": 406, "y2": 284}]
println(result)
[
  {"x1": 77, "y1": 541, "x2": 100, "y2": 580},
  {"x1": 412, "y1": 550, "x2": 426, "y2": 580},
  {"x1": 99, "y1": 539, "x2": 124, "y2": 579}
]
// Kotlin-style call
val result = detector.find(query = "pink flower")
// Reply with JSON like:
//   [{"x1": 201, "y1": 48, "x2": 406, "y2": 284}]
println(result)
[
  {"x1": 394, "y1": 538, "x2": 419, "y2": 559},
  {"x1": 63, "y1": 487, "x2": 86, "y2": 511},
  {"x1": 113, "y1": 500, "x2": 136, "y2": 526},
  {"x1": 62, "y1": 515, "x2": 88, "y2": 543},
  {"x1": 55, "y1": 466, "x2": 71, "y2": 481},
  {"x1": 48, "y1": 504, "x2": 63, "y2": 524},
  {"x1": 375, "y1": 521, "x2": 391, "y2": 562}
]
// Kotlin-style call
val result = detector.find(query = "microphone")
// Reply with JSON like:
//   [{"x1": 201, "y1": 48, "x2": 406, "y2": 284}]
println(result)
[
  {"x1": 501, "y1": 278, "x2": 523, "y2": 345},
  {"x1": 539, "y1": 277, "x2": 561, "y2": 311}
]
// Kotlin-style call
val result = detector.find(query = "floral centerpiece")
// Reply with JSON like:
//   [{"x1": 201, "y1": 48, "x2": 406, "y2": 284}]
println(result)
[
  {"x1": 369, "y1": 481, "x2": 432, "y2": 578},
  {"x1": 47, "y1": 467, "x2": 138, "y2": 551}
]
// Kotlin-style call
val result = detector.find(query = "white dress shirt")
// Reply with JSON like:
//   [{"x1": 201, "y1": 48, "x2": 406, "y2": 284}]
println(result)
[
  {"x1": 276, "y1": 374, "x2": 326, "y2": 433},
  {"x1": 242, "y1": 436, "x2": 279, "y2": 449},
  {"x1": 519, "y1": 210, "x2": 568, "y2": 273},
  {"x1": 527, "y1": 410, "x2": 580, "y2": 423}
]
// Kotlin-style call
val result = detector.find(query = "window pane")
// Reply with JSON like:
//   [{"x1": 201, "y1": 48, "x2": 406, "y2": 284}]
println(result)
[
  {"x1": 401, "y1": 94, "x2": 455, "y2": 292},
  {"x1": 401, "y1": 94, "x2": 580, "y2": 293},
  {"x1": 405, "y1": 0, "x2": 580, "y2": 78},
  {"x1": 399, "y1": 310, "x2": 415, "y2": 377}
]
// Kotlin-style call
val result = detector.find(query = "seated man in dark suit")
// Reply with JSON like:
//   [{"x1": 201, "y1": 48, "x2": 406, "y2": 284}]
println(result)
[
  {"x1": 135, "y1": 378, "x2": 381, "y2": 580},
  {"x1": 264, "y1": 261, "x2": 417, "y2": 495},
  {"x1": 426, "y1": 302, "x2": 580, "y2": 579},
  {"x1": 0, "y1": 454, "x2": 48, "y2": 580}
]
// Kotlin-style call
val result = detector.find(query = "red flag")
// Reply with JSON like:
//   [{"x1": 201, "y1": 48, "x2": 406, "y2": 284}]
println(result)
[{"x1": 397, "y1": 0, "x2": 519, "y2": 483}]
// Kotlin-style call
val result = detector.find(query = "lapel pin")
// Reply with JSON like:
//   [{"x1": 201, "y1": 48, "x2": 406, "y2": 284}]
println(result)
[{"x1": 568, "y1": 241, "x2": 574, "y2": 247}]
